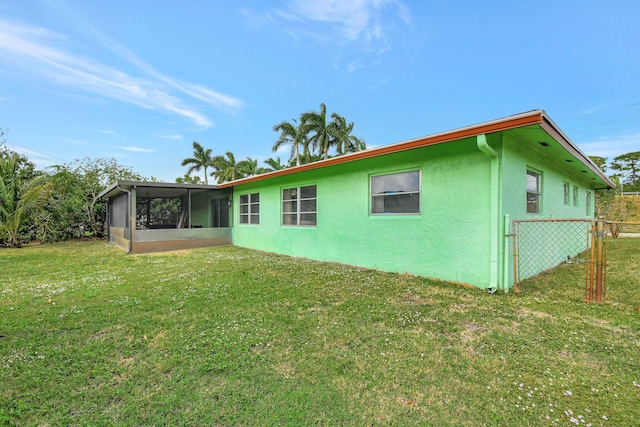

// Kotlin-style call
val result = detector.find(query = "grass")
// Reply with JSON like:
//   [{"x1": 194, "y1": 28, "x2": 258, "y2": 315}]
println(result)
[{"x1": 1, "y1": 240, "x2": 639, "y2": 426}]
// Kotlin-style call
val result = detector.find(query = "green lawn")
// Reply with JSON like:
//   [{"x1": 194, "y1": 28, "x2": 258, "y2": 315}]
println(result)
[{"x1": 1, "y1": 239, "x2": 639, "y2": 426}]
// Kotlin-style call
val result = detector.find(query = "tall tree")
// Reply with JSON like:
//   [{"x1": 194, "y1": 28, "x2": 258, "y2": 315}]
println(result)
[
  {"x1": 346, "y1": 134, "x2": 367, "y2": 153},
  {"x1": 237, "y1": 157, "x2": 259, "y2": 177},
  {"x1": 589, "y1": 156, "x2": 608, "y2": 172},
  {"x1": 329, "y1": 113, "x2": 367, "y2": 155},
  {"x1": 329, "y1": 113, "x2": 350, "y2": 156},
  {"x1": 213, "y1": 152, "x2": 244, "y2": 183},
  {"x1": 302, "y1": 103, "x2": 336, "y2": 160},
  {"x1": 610, "y1": 151, "x2": 640, "y2": 190},
  {"x1": 181, "y1": 141, "x2": 215, "y2": 185},
  {"x1": 175, "y1": 174, "x2": 202, "y2": 184},
  {"x1": 263, "y1": 156, "x2": 287, "y2": 172},
  {"x1": 0, "y1": 152, "x2": 50, "y2": 247},
  {"x1": 273, "y1": 104, "x2": 365, "y2": 163},
  {"x1": 65, "y1": 158, "x2": 143, "y2": 237},
  {"x1": 33, "y1": 166, "x2": 86, "y2": 243},
  {"x1": 272, "y1": 119, "x2": 307, "y2": 166}
]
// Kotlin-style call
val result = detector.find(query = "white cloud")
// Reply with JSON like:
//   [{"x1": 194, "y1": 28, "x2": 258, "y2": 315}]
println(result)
[
  {"x1": 578, "y1": 132, "x2": 640, "y2": 159},
  {"x1": 286, "y1": 0, "x2": 374, "y2": 41},
  {"x1": 0, "y1": 19, "x2": 244, "y2": 127},
  {"x1": 120, "y1": 146, "x2": 155, "y2": 153},
  {"x1": 284, "y1": 0, "x2": 411, "y2": 43},
  {"x1": 248, "y1": 0, "x2": 412, "y2": 71},
  {"x1": 179, "y1": 83, "x2": 245, "y2": 115},
  {"x1": 157, "y1": 134, "x2": 184, "y2": 140}
]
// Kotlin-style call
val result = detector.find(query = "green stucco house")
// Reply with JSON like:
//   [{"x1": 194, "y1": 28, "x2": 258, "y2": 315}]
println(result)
[{"x1": 101, "y1": 110, "x2": 613, "y2": 292}]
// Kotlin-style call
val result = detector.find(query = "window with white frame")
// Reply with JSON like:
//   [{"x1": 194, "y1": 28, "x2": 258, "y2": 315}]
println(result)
[
  {"x1": 563, "y1": 182, "x2": 570, "y2": 205},
  {"x1": 239, "y1": 193, "x2": 260, "y2": 224},
  {"x1": 586, "y1": 191, "x2": 592, "y2": 216},
  {"x1": 282, "y1": 185, "x2": 316, "y2": 226},
  {"x1": 526, "y1": 170, "x2": 541, "y2": 214},
  {"x1": 573, "y1": 186, "x2": 578, "y2": 207},
  {"x1": 370, "y1": 170, "x2": 421, "y2": 215}
]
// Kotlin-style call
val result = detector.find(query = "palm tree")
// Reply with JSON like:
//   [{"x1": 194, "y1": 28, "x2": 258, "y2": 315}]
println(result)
[
  {"x1": 301, "y1": 103, "x2": 336, "y2": 160},
  {"x1": 238, "y1": 157, "x2": 259, "y2": 177},
  {"x1": 213, "y1": 152, "x2": 245, "y2": 183},
  {"x1": 272, "y1": 119, "x2": 308, "y2": 166},
  {"x1": 345, "y1": 134, "x2": 366, "y2": 153},
  {"x1": 329, "y1": 113, "x2": 350, "y2": 155},
  {"x1": 0, "y1": 152, "x2": 50, "y2": 247},
  {"x1": 263, "y1": 156, "x2": 287, "y2": 172},
  {"x1": 181, "y1": 141, "x2": 215, "y2": 185},
  {"x1": 329, "y1": 113, "x2": 367, "y2": 155}
]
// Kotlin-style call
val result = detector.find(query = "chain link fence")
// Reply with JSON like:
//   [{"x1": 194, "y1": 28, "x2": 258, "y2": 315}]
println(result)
[{"x1": 513, "y1": 219, "x2": 594, "y2": 284}]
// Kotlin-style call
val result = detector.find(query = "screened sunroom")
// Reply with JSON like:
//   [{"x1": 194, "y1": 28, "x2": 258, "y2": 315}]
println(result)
[{"x1": 99, "y1": 181, "x2": 232, "y2": 253}]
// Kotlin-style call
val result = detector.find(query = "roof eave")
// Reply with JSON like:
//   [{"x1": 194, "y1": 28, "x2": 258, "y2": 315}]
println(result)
[
  {"x1": 221, "y1": 110, "x2": 547, "y2": 188},
  {"x1": 98, "y1": 180, "x2": 222, "y2": 199},
  {"x1": 538, "y1": 112, "x2": 615, "y2": 189}
]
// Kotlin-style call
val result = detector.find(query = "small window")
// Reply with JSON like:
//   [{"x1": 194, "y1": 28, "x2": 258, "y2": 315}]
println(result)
[
  {"x1": 573, "y1": 186, "x2": 578, "y2": 207},
  {"x1": 563, "y1": 182, "x2": 570, "y2": 205},
  {"x1": 586, "y1": 191, "x2": 592, "y2": 216},
  {"x1": 526, "y1": 170, "x2": 541, "y2": 214},
  {"x1": 239, "y1": 193, "x2": 260, "y2": 224},
  {"x1": 371, "y1": 170, "x2": 421, "y2": 215},
  {"x1": 282, "y1": 185, "x2": 316, "y2": 226}
]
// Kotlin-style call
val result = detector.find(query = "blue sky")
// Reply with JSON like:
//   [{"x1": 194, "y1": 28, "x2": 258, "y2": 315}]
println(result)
[{"x1": 1, "y1": 0, "x2": 638, "y2": 181}]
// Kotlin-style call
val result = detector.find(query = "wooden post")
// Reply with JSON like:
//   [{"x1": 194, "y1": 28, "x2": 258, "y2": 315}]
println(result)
[
  {"x1": 584, "y1": 222, "x2": 595, "y2": 302},
  {"x1": 595, "y1": 216, "x2": 605, "y2": 303}
]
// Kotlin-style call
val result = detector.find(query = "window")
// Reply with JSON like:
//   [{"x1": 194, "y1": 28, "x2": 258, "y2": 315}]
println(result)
[
  {"x1": 573, "y1": 186, "x2": 578, "y2": 207},
  {"x1": 239, "y1": 193, "x2": 260, "y2": 224},
  {"x1": 282, "y1": 185, "x2": 316, "y2": 226},
  {"x1": 563, "y1": 182, "x2": 570, "y2": 205},
  {"x1": 526, "y1": 170, "x2": 541, "y2": 214},
  {"x1": 586, "y1": 191, "x2": 592, "y2": 216},
  {"x1": 371, "y1": 170, "x2": 421, "y2": 215}
]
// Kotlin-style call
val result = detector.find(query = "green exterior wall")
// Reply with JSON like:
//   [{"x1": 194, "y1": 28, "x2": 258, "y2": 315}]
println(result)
[
  {"x1": 501, "y1": 131, "x2": 595, "y2": 221},
  {"x1": 500, "y1": 130, "x2": 597, "y2": 282},
  {"x1": 233, "y1": 137, "x2": 498, "y2": 288},
  {"x1": 231, "y1": 128, "x2": 604, "y2": 290}
]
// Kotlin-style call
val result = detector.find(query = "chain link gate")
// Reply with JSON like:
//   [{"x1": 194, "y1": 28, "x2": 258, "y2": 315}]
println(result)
[{"x1": 512, "y1": 219, "x2": 605, "y2": 300}]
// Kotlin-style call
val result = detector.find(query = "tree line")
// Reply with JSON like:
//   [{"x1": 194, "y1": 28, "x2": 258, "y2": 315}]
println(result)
[
  {"x1": 590, "y1": 152, "x2": 640, "y2": 192},
  {"x1": 1, "y1": 139, "x2": 142, "y2": 247},
  {"x1": 181, "y1": 103, "x2": 366, "y2": 184},
  {"x1": 589, "y1": 152, "x2": 640, "y2": 236}
]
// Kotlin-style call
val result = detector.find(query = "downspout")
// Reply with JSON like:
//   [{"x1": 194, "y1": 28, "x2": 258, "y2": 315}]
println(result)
[
  {"x1": 117, "y1": 185, "x2": 133, "y2": 254},
  {"x1": 477, "y1": 135, "x2": 500, "y2": 293},
  {"x1": 503, "y1": 214, "x2": 511, "y2": 294}
]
